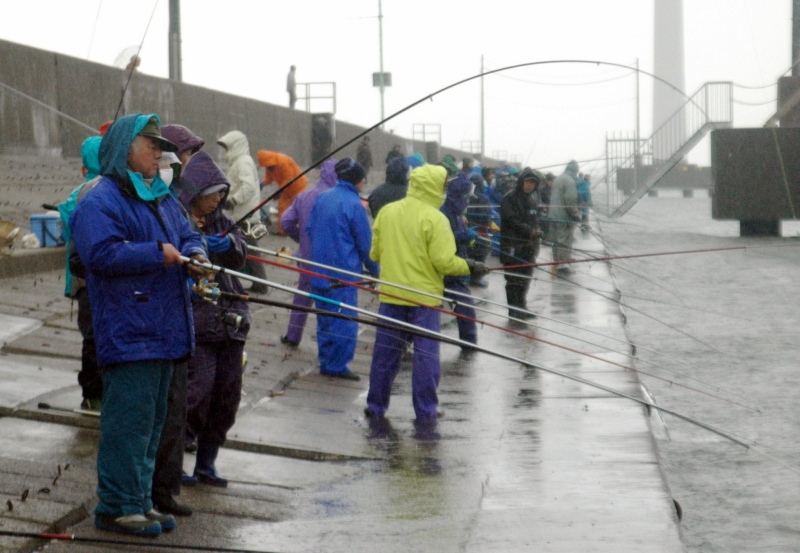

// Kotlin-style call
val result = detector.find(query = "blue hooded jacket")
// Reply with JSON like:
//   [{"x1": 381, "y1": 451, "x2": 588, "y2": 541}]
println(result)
[
  {"x1": 307, "y1": 179, "x2": 380, "y2": 289},
  {"x1": 69, "y1": 114, "x2": 205, "y2": 367}
]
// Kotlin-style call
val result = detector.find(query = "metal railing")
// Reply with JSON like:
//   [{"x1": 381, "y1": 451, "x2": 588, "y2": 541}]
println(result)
[{"x1": 599, "y1": 82, "x2": 733, "y2": 217}]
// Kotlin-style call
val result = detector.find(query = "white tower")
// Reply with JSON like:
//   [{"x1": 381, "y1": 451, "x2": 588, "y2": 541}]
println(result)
[{"x1": 653, "y1": 0, "x2": 686, "y2": 160}]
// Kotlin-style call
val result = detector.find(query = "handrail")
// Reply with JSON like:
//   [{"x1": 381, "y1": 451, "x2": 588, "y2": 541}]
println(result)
[{"x1": 598, "y1": 81, "x2": 733, "y2": 217}]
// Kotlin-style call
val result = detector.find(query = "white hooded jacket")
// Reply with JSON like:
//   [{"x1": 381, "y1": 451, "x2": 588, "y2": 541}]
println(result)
[{"x1": 218, "y1": 130, "x2": 260, "y2": 224}]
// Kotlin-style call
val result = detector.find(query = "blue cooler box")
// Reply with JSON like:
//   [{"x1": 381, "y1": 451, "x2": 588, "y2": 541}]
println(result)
[{"x1": 30, "y1": 213, "x2": 64, "y2": 247}]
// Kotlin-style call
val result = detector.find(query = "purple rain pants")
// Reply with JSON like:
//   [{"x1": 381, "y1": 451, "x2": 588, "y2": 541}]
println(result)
[
  {"x1": 313, "y1": 285, "x2": 358, "y2": 376},
  {"x1": 443, "y1": 280, "x2": 477, "y2": 345},
  {"x1": 367, "y1": 303, "x2": 441, "y2": 421},
  {"x1": 284, "y1": 272, "x2": 313, "y2": 344},
  {"x1": 186, "y1": 340, "x2": 244, "y2": 448}
]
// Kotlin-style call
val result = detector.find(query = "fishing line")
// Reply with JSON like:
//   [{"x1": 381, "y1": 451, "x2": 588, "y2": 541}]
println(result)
[
  {"x1": 0, "y1": 80, "x2": 99, "y2": 135},
  {"x1": 185, "y1": 256, "x2": 772, "y2": 450},
  {"x1": 258, "y1": 243, "x2": 761, "y2": 413},
  {"x1": 201, "y1": 259, "x2": 800, "y2": 470},
  {"x1": 222, "y1": 59, "x2": 706, "y2": 235},
  {"x1": 253, "y1": 244, "x2": 725, "y2": 379},
  {"x1": 246, "y1": 251, "x2": 762, "y2": 412},
  {"x1": 112, "y1": 0, "x2": 160, "y2": 121}
]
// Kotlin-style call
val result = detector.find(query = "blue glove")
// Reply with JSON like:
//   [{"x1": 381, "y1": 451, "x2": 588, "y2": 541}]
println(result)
[
  {"x1": 467, "y1": 226, "x2": 479, "y2": 241},
  {"x1": 206, "y1": 234, "x2": 232, "y2": 253},
  {"x1": 187, "y1": 277, "x2": 201, "y2": 301}
]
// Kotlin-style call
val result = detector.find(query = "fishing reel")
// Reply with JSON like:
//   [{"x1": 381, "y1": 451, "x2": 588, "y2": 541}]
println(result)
[
  {"x1": 242, "y1": 220, "x2": 268, "y2": 240},
  {"x1": 192, "y1": 279, "x2": 220, "y2": 303},
  {"x1": 216, "y1": 310, "x2": 243, "y2": 332}
]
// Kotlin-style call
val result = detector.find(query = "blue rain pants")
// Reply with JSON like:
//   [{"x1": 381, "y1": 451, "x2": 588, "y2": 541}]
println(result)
[
  {"x1": 313, "y1": 285, "x2": 358, "y2": 375},
  {"x1": 95, "y1": 359, "x2": 172, "y2": 517}
]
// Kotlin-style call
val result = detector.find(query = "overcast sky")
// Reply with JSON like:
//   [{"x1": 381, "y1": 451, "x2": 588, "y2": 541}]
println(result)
[{"x1": 0, "y1": 0, "x2": 791, "y2": 173}]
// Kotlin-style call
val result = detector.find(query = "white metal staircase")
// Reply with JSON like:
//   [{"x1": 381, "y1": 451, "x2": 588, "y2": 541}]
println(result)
[{"x1": 602, "y1": 82, "x2": 733, "y2": 217}]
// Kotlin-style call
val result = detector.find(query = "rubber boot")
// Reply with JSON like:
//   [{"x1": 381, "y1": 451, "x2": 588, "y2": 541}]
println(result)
[
  {"x1": 506, "y1": 283, "x2": 524, "y2": 319},
  {"x1": 194, "y1": 441, "x2": 228, "y2": 488}
]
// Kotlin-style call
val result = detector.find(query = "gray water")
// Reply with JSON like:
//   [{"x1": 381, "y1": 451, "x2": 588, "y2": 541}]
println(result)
[{"x1": 599, "y1": 193, "x2": 800, "y2": 552}]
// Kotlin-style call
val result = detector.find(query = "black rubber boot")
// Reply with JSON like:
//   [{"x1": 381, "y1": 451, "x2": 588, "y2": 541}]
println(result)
[{"x1": 194, "y1": 441, "x2": 228, "y2": 488}]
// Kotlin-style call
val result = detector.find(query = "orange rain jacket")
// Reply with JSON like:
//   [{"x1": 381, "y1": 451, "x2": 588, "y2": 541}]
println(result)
[{"x1": 256, "y1": 150, "x2": 308, "y2": 234}]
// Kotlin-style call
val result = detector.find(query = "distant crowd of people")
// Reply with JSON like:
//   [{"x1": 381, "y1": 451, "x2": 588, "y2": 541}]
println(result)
[{"x1": 60, "y1": 113, "x2": 592, "y2": 537}]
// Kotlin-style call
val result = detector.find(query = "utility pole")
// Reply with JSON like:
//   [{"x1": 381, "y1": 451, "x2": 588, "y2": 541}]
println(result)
[
  {"x1": 480, "y1": 55, "x2": 485, "y2": 162},
  {"x1": 168, "y1": 0, "x2": 182, "y2": 81},
  {"x1": 794, "y1": 0, "x2": 800, "y2": 76},
  {"x1": 378, "y1": 0, "x2": 385, "y2": 128}
]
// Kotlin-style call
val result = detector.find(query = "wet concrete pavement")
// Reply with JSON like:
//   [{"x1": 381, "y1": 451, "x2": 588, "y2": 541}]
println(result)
[{"x1": 0, "y1": 224, "x2": 684, "y2": 552}]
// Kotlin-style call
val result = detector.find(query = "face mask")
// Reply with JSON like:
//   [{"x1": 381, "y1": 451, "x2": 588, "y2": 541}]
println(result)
[{"x1": 159, "y1": 167, "x2": 174, "y2": 187}]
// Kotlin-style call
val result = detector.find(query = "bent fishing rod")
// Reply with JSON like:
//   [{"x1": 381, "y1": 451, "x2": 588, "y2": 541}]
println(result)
[
  {"x1": 250, "y1": 244, "x2": 752, "y2": 399},
  {"x1": 183, "y1": 256, "x2": 800, "y2": 469},
  {"x1": 245, "y1": 251, "x2": 760, "y2": 413},
  {"x1": 222, "y1": 59, "x2": 705, "y2": 236}
]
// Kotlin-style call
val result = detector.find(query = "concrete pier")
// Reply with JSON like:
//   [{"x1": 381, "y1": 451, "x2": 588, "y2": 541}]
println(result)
[{"x1": 0, "y1": 220, "x2": 684, "y2": 552}]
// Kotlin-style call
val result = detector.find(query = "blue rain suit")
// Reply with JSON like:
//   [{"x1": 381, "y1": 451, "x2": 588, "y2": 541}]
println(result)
[
  {"x1": 440, "y1": 173, "x2": 477, "y2": 345},
  {"x1": 69, "y1": 114, "x2": 204, "y2": 518},
  {"x1": 306, "y1": 180, "x2": 379, "y2": 375}
]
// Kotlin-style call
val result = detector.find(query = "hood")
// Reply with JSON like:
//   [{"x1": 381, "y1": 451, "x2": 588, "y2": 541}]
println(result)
[
  {"x1": 565, "y1": 160, "x2": 579, "y2": 178},
  {"x1": 81, "y1": 136, "x2": 102, "y2": 181},
  {"x1": 515, "y1": 167, "x2": 539, "y2": 193},
  {"x1": 407, "y1": 164, "x2": 447, "y2": 209},
  {"x1": 385, "y1": 157, "x2": 410, "y2": 186},
  {"x1": 218, "y1": 130, "x2": 250, "y2": 164},
  {"x1": 468, "y1": 171, "x2": 486, "y2": 192},
  {"x1": 406, "y1": 152, "x2": 425, "y2": 168},
  {"x1": 177, "y1": 151, "x2": 229, "y2": 209},
  {"x1": 99, "y1": 113, "x2": 171, "y2": 201},
  {"x1": 161, "y1": 124, "x2": 205, "y2": 159},
  {"x1": 317, "y1": 158, "x2": 338, "y2": 192},
  {"x1": 256, "y1": 150, "x2": 280, "y2": 169},
  {"x1": 444, "y1": 172, "x2": 473, "y2": 214}
]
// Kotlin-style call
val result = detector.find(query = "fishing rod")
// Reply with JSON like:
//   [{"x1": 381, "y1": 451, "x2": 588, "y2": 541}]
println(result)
[
  {"x1": 494, "y1": 245, "x2": 751, "y2": 271},
  {"x1": 183, "y1": 256, "x2": 800, "y2": 469},
  {"x1": 252, "y1": 244, "x2": 762, "y2": 412},
  {"x1": 251, "y1": 244, "x2": 731, "y2": 380},
  {"x1": 245, "y1": 252, "x2": 761, "y2": 412},
  {"x1": 263, "y1": 240, "x2": 763, "y2": 412},
  {"x1": 0, "y1": 529, "x2": 281, "y2": 553},
  {"x1": 222, "y1": 59, "x2": 707, "y2": 236},
  {"x1": 112, "y1": 0, "x2": 160, "y2": 121},
  {"x1": 499, "y1": 245, "x2": 727, "y2": 355}
]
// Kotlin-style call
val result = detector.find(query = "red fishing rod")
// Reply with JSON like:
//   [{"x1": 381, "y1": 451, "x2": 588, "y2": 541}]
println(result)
[
  {"x1": 0, "y1": 529, "x2": 281, "y2": 553},
  {"x1": 188, "y1": 255, "x2": 800, "y2": 474},
  {"x1": 245, "y1": 253, "x2": 760, "y2": 412},
  {"x1": 250, "y1": 245, "x2": 764, "y2": 409}
]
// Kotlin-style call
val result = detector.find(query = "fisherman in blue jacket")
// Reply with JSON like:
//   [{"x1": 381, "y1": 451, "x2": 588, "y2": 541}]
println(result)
[
  {"x1": 70, "y1": 114, "x2": 207, "y2": 536},
  {"x1": 306, "y1": 158, "x2": 379, "y2": 381}
]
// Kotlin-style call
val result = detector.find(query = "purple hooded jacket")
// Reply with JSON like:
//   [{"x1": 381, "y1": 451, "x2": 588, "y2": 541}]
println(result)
[
  {"x1": 180, "y1": 151, "x2": 250, "y2": 343},
  {"x1": 280, "y1": 158, "x2": 337, "y2": 266}
]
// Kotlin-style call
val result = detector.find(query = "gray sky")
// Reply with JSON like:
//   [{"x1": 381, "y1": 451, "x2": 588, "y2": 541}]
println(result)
[{"x1": 0, "y1": 0, "x2": 791, "y2": 173}]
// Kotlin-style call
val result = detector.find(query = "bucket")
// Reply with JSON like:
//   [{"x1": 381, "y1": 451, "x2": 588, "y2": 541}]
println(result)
[{"x1": 30, "y1": 213, "x2": 64, "y2": 247}]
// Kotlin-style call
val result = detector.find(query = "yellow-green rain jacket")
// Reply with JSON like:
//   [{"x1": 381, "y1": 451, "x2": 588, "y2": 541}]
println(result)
[{"x1": 370, "y1": 164, "x2": 470, "y2": 306}]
